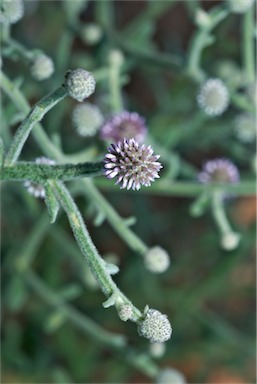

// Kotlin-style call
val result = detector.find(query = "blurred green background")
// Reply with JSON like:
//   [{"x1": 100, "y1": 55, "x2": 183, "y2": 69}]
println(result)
[{"x1": 1, "y1": 1, "x2": 256, "y2": 383}]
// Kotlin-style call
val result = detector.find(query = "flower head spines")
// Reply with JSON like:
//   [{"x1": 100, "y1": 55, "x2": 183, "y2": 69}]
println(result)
[
  {"x1": 138, "y1": 308, "x2": 172, "y2": 343},
  {"x1": 100, "y1": 111, "x2": 147, "y2": 144},
  {"x1": 31, "y1": 54, "x2": 54, "y2": 81},
  {"x1": 64, "y1": 69, "x2": 96, "y2": 102},
  {"x1": 198, "y1": 159, "x2": 239, "y2": 184},
  {"x1": 197, "y1": 78, "x2": 229, "y2": 116},
  {"x1": 104, "y1": 138, "x2": 162, "y2": 190}
]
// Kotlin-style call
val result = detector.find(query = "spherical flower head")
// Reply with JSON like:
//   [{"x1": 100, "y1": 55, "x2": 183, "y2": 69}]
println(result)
[
  {"x1": 198, "y1": 159, "x2": 239, "y2": 184},
  {"x1": 24, "y1": 157, "x2": 55, "y2": 199},
  {"x1": 100, "y1": 111, "x2": 147, "y2": 144},
  {"x1": 104, "y1": 138, "x2": 162, "y2": 191},
  {"x1": 234, "y1": 113, "x2": 256, "y2": 143},
  {"x1": 156, "y1": 368, "x2": 186, "y2": 384},
  {"x1": 138, "y1": 308, "x2": 172, "y2": 343},
  {"x1": 81, "y1": 23, "x2": 103, "y2": 45},
  {"x1": 144, "y1": 246, "x2": 170, "y2": 273},
  {"x1": 227, "y1": 0, "x2": 254, "y2": 13},
  {"x1": 197, "y1": 78, "x2": 229, "y2": 116},
  {"x1": 118, "y1": 304, "x2": 133, "y2": 322},
  {"x1": 64, "y1": 69, "x2": 96, "y2": 102},
  {"x1": 221, "y1": 232, "x2": 241, "y2": 251},
  {"x1": 31, "y1": 54, "x2": 54, "y2": 81},
  {"x1": 72, "y1": 102, "x2": 104, "y2": 137},
  {"x1": 0, "y1": 0, "x2": 24, "y2": 24}
]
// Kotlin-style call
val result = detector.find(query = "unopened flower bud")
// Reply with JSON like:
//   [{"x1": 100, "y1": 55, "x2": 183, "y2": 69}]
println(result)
[
  {"x1": 144, "y1": 246, "x2": 170, "y2": 273},
  {"x1": 221, "y1": 232, "x2": 241, "y2": 251},
  {"x1": 118, "y1": 304, "x2": 133, "y2": 322},
  {"x1": 197, "y1": 78, "x2": 229, "y2": 116},
  {"x1": 108, "y1": 49, "x2": 125, "y2": 67},
  {"x1": 31, "y1": 54, "x2": 54, "y2": 81},
  {"x1": 64, "y1": 69, "x2": 96, "y2": 102},
  {"x1": 81, "y1": 23, "x2": 103, "y2": 45},
  {"x1": 138, "y1": 307, "x2": 172, "y2": 343}
]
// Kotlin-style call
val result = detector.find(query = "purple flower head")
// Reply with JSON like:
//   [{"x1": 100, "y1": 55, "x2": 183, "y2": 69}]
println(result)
[
  {"x1": 104, "y1": 138, "x2": 162, "y2": 190},
  {"x1": 100, "y1": 111, "x2": 147, "y2": 143},
  {"x1": 198, "y1": 158, "x2": 240, "y2": 184}
]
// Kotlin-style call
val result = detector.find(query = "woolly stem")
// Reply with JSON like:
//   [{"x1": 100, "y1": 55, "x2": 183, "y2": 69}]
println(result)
[
  {"x1": 1, "y1": 161, "x2": 103, "y2": 182},
  {"x1": 4, "y1": 85, "x2": 68, "y2": 165},
  {"x1": 50, "y1": 180, "x2": 143, "y2": 322}
]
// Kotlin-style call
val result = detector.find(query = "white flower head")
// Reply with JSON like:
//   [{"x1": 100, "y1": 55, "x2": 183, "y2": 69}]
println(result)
[
  {"x1": 0, "y1": 0, "x2": 24, "y2": 24},
  {"x1": 64, "y1": 69, "x2": 96, "y2": 102},
  {"x1": 197, "y1": 78, "x2": 229, "y2": 116},
  {"x1": 72, "y1": 102, "x2": 104, "y2": 137},
  {"x1": 138, "y1": 307, "x2": 172, "y2": 343},
  {"x1": 234, "y1": 113, "x2": 256, "y2": 143},
  {"x1": 144, "y1": 246, "x2": 170, "y2": 273},
  {"x1": 31, "y1": 54, "x2": 54, "y2": 81}
]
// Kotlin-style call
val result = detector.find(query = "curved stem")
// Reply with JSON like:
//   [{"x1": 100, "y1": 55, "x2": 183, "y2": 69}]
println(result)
[
  {"x1": 51, "y1": 180, "x2": 143, "y2": 322},
  {"x1": 3, "y1": 81, "x2": 68, "y2": 165}
]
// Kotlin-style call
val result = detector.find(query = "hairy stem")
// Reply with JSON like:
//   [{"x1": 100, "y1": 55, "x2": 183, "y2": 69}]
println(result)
[{"x1": 1, "y1": 161, "x2": 103, "y2": 182}]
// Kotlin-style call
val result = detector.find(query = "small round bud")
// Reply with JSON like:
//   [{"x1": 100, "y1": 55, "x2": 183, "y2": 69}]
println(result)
[
  {"x1": 149, "y1": 342, "x2": 166, "y2": 358},
  {"x1": 197, "y1": 78, "x2": 229, "y2": 116},
  {"x1": 227, "y1": 0, "x2": 254, "y2": 13},
  {"x1": 72, "y1": 102, "x2": 103, "y2": 137},
  {"x1": 81, "y1": 23, "x2": 103, "y2": 45},
  {"x1": 138, "y1": 308, "x2": 172, "y2": 343},
  {"x1": 156, "y1": 368, "x2": 186, "y2": 384},
  {"x1": 195, "y1": 9, "x2": 211, "y2": 29},
  {"x1": 65, "y1": 69, "x2": 96, "y2": 102},
  {"x1": 108, "y1": 49, "x2": 125, "y2": 67},
  {"x1": 234, "y1": 113, "x2": 256, "y2": 143},
  {"x1": 221, "y1": 232, "x2": 241, "y2": 251},
  {"x1": 144, "y1": 246, "x2": 170, "y2": 273},
  {"x1": 118, "y1": 304, "x2": 133, "y2": 322},
  {"x1": 31, "y1": 54, "x2": 54, "y2": 81},
  {"x1": 0, "y1": 0, "x2": 24, "y2": 24}
]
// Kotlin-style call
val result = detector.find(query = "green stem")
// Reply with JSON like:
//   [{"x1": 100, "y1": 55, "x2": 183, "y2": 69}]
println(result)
[
  {"x1": 187, "y1": 5, "x2": 229, "y2": 81},
  {"x1": 4, "y1": 37, "x2": 35, "y2": 61},
  {"x1": 242, "y1": 7, "x2": 255, "y2": 84},
  {"x1": 109, "y1": 63, "x2": 123, "y2": 112},
  {"x1": 1, "y1": 161, "x2": 103, "y2": 182},
  {"x1": 51, "y1": 180, "x2": 143, "y2": 322},
  {"x1": 25, "y1": 270, "x2": 127, "y2": 348},
  {"x1": 4, "y1": 83, "x2": 68, "y2": 165},
  {"x1": 211, "y1": 191, "x2": 233, "y2": 235},
  {"x1": 75, "y1": 179, "x2": 148, "y2": 256},
  {"x1": 93, "y1": 178, "x2": 256, "y2": 197}
]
